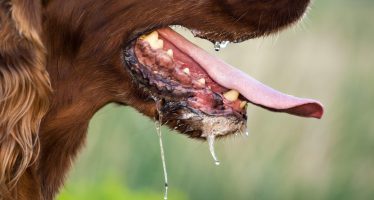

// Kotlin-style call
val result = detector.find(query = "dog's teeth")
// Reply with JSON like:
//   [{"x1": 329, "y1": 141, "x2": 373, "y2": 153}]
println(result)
[
  {"x1": 142, "y1": 31, "x2": 164, "y2": 49},
  {"x1": 148, "y1": 39, "x2": 163, "y2": 50},
  {"x1": 183, "y1": 68, "x2": 190, "y2": 75},
  {"x1": 197, "y1": 78, "x2": 206, "y2": 85},
  {"x1": 240, "y1": 101, "x2": 247, "y2": 109},
  {"x1": 142, "y1": 31, "x2": 159, "y2": 42},
  {"x1": 156, "y1": 39, "x2": 164, "y2": 49},
  {"x1": 223, "y1": 90, "x2": 239, "y2": 102},
  {"x1": 166, "y1": 49, "x2": 173, "y2": 57}
]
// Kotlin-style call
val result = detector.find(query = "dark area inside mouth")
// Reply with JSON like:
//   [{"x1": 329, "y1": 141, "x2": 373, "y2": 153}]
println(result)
[{"x1": 123, "y1": 32, "x2": 247, "y2": 119}]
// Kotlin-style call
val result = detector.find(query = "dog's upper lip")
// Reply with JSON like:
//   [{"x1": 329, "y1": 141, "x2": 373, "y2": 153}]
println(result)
[{"x1": 158, "y1": 28, "x2": 324, "y2": 119}]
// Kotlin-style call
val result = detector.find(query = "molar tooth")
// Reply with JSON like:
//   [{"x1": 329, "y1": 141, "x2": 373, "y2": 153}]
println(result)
[
  {"x1": 223, "y1": 90, "x2": 239, "y2": 102},
  {"x1": 183, "y1": 68, "x2": 190, "y2": 75},
  {"x1": 240, "y1": 101, "x2": 247, "y2": 109},
  {"x1": 197, "y1": 78, "x2": 206, "y2": 85},
  {"x1": 166, "y1": 49, "x2": 173, "y2": 57}
]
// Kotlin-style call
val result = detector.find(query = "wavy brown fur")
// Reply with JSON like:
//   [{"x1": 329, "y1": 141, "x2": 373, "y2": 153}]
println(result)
[
  {"x1": 0, "y1": 0, "x2": 310, "y2": 199},
  {"x1": 0, "y1": 0, "x2": 51, "y2": 199}
]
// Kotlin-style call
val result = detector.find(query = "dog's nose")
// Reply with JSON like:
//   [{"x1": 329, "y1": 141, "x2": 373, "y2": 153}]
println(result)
[{"x1": 220, "y1": 0, "x2": 310, "y2": 34}]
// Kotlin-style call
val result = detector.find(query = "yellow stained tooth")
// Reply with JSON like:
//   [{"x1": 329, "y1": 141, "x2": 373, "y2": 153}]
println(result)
[
  {"x1": 240, "y1": 101, "x2": 247, "y2": 109},
  {"x1": 142, "y1": 31, "x2": 158, "y2": 42},
  {"x1": 223, "y1": 90, "x2": 239, "y2": 102},
  {"x1": 183, "y1": 68, "x2": 190, "y2": 75},
  {"x1": 166, "y1": 49, "x2": 173, "y2": 57},
  {"x1": 142, "y1": 32, "x2": 164, "y2": 49},
  {"x1": 197, "y1": 78, "x2": 206, "y2": 85}
]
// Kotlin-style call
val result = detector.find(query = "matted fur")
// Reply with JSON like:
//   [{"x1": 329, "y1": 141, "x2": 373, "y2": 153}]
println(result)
[{"x1": 0, "y1": 0, "x2": 51, "y2": 198}]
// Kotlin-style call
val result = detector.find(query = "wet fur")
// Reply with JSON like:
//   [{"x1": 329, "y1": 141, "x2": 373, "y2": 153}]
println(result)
[{"x1": 0, "y1": 0, "x2": 309, "y2": 199}]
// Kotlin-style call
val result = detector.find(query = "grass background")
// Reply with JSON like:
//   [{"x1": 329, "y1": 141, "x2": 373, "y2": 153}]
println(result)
[{"x1": 58, "y1": 0, "x2": 374, "y2": 199}]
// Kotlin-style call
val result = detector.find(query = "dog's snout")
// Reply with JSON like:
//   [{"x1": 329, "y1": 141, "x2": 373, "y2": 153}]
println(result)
[{"x1": 220, "y1": 0, "x2": 310, "y2": 35}]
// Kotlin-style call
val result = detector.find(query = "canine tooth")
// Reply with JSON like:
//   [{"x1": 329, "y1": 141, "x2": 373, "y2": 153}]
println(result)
[
  {"x1": 155, "y1": 39, "x2": 164, "y2": 49},
  {"x1": 166, "y1": 49, "x2": 173, "y2": 57},
  {"x1": 142, "y1": 31, "x2": 159, "y2": 42},
  {"x1": 223, "y1": 90, "x2": 239, "y2": 102},
  {"x1": 183, "y1": 68, "x2": 190, "y2": 75},
  {"x1": 240, "y1": 101, "x2": 247, "y2": 109},
  {"x1": 147, "y1": 39, "x2": 163, "y2": 50},
  {"x1": 197, "y1": 78, "x2": 206, "y2": 85},
  {"x1": 142, "y1": 32, "x2": 164, "y2": 49}
]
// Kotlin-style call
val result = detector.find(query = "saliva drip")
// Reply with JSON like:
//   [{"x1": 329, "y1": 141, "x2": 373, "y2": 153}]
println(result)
[
  {"x1": 243, "y1": 124, "x2": 250, "y2": 137},
  {"x1": 239, "y1": 121, "x2": 250, "y2": 137},
  {"x1": 155, "y1": 120, "x2": 168, "y2": 200},
  {"x1": 154, "y1": 99, "x2": 169, "y2": 200},
  {"x1": 214, "y1": 41, "x2": 230, "y2": 51},
  {"x1": 207, "y1": 135, "x2": 220, "y2": 166}
]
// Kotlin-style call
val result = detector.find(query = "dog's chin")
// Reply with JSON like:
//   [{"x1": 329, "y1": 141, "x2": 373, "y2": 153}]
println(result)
[{"x1": 123, "y1": 28, "x2": 247, "y2": 139}]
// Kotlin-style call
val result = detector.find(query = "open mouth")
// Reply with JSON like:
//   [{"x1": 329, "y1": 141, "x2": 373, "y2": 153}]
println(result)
[{"x1": 123, "y1": 27, "x2": 324, "y2": 138}]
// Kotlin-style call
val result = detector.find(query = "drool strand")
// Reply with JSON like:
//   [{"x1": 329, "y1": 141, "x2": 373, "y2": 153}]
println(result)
[
  {"x1": 207, "y1": 135, "x2": 220, "y2": 166},
  {"x1": 154, "y1": 99, "x2": 169, "y2": 200}
]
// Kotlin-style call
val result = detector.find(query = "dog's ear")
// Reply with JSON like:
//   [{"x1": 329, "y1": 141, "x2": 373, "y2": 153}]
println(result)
[{"x1": 0, "y1": 0, "x2": 51, "y2": 197}]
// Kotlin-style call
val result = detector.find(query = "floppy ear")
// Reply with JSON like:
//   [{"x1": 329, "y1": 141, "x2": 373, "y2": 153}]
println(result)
[{"x1": 0, "y1": 0, "x2": 51, "y2": 197}]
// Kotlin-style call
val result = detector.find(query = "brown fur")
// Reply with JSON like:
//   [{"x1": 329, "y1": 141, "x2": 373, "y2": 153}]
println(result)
[
  {"x1": 0, "y1": 0, "x2": 50, "y2": 199},
  {"x1": 0, "y1": 0, "x2": 310, "y2": 199}
]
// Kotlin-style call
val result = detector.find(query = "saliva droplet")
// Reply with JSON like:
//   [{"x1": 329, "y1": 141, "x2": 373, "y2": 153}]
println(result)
[
  {"x1": 214, "y1": 42, "x2": 221, "y2": 51},
  {"x1": 219, "y1": 41, "x2": 229, "y2": 49},
  {"x1": 214, "y1": 41, "x2": 230, "y2": 51},
  {"x1": 207, "y1": 135, "x2": 220, "y2": 166}
]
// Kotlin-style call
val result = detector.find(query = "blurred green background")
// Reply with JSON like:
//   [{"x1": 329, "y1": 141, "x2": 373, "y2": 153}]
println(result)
[{"x1": 58, "y1": 0, "x2": 374, "y2": 199}]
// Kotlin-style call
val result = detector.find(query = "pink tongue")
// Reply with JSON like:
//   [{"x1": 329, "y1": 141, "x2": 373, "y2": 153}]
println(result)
[{"x1": 158, "y1": 28, "x2": 324, "y2": 119}]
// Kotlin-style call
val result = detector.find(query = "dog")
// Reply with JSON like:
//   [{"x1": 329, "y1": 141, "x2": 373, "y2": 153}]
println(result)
[{"x1": 0, "y1": 0, "x2": 323, "y2": 199}]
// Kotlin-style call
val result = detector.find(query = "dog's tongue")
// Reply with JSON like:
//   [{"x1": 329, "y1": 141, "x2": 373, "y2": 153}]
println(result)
[{"x1": 158, "y1": 28, "x2": 324, "y2": 119}]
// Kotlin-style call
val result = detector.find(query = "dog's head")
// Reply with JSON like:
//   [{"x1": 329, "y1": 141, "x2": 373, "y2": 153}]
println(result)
[
  {"x1": 0, "y1": 0, "x2": 323, "y2": 196},
  {"x1": 43, "y1": 0, "x2": 319, "y2": 138}
]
